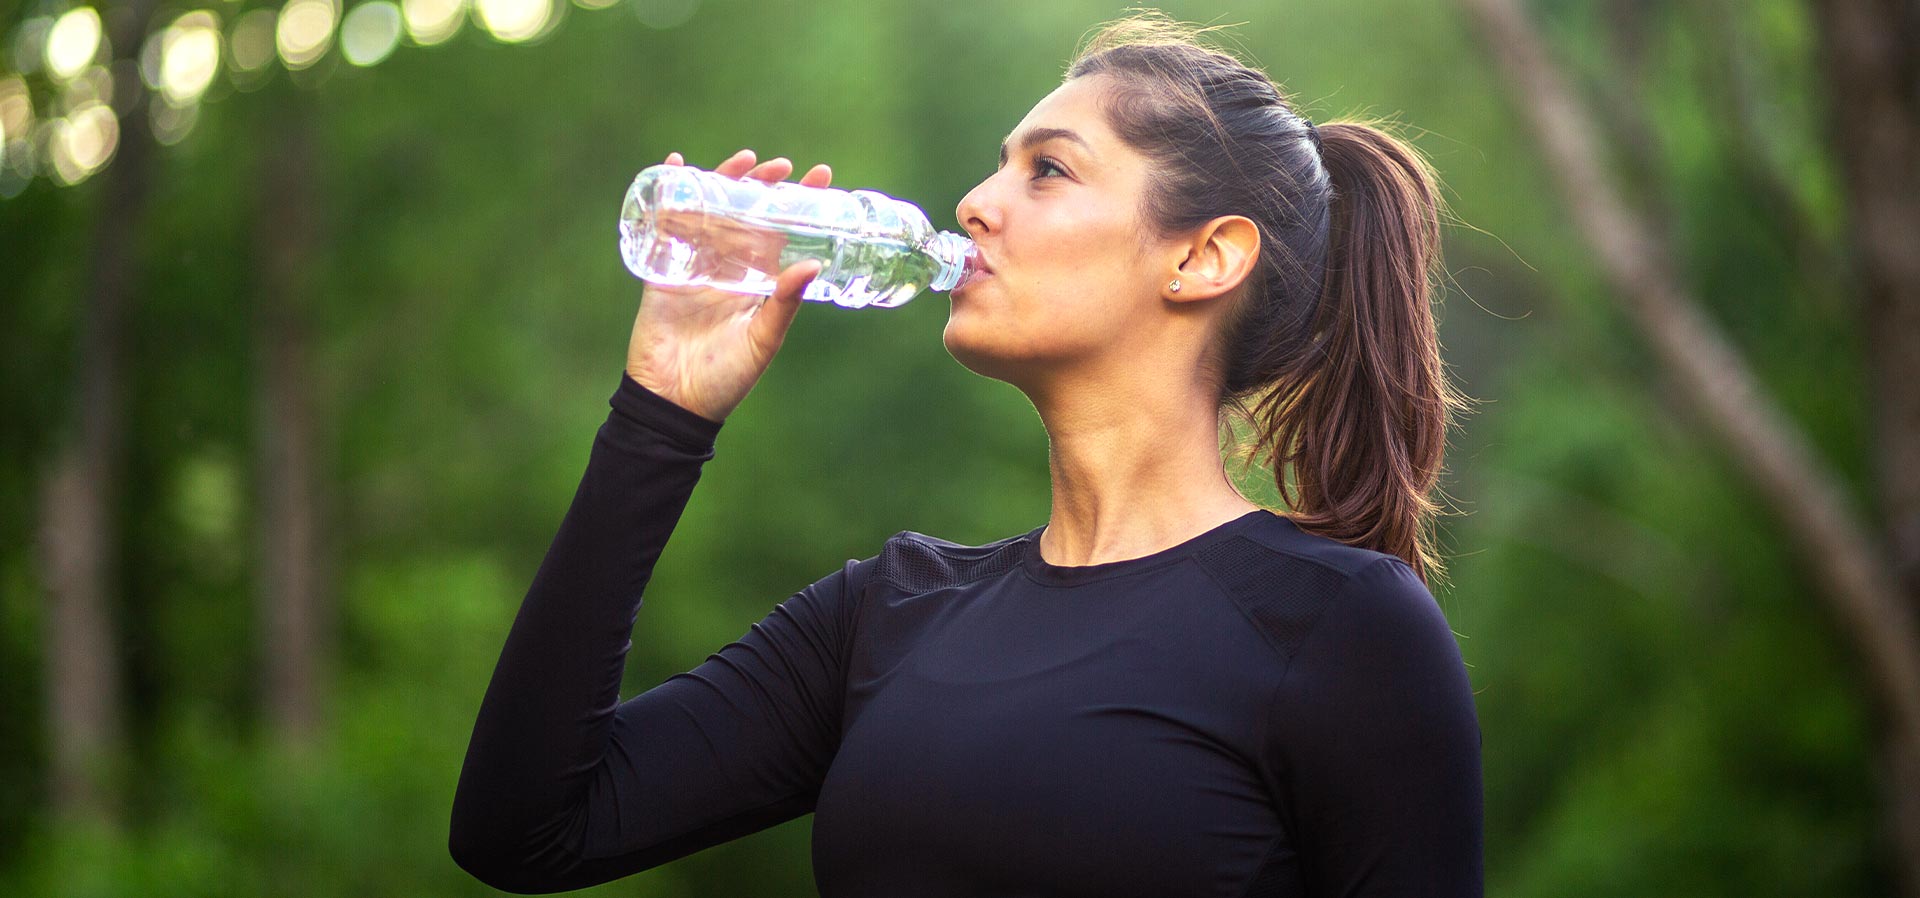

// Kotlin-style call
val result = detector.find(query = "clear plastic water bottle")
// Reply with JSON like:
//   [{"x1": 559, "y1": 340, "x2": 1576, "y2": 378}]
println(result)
[{"x1": 617, "y1": 163, "x2": 978, "y2": 309}]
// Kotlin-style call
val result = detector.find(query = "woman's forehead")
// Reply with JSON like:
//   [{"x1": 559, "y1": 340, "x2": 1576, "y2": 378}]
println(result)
[
  {"x1": 1006, "y1": 79, "x2": 1121, "y2": 166},
  {"x1": 1010, "y1": 76, "x2": 1117, "y2": 149}
]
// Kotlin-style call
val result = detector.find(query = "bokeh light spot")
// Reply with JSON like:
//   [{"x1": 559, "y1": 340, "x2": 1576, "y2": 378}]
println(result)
[
  {"x1": 50, "y1": 101, "x2": 117, "y2": 186},
  {"x1": 149, "y1": 96, "x2": 199, "y2": 146},
  {"x1": 0, "y1": 77, "x2": 39, "y2": 194},
  {"x1": 343, "y1": 2, "x2": 404, "y2": 67},
  {"x1": 10, "y1": 17, "x2": 54, "y2": 77},
  {"x1": 160, "y1": 12, "x2": 224, "y2": 107},
  {"x1": 475, "y1": 0, "x2": 555, "y2": 44},
  {"x1": 402, "y1": 0, "x2": 467, "y2": 46},
  {"x1": 45, "y1": 8, "x2": 103, "y2": 82},
  {"x1": 231, "y1": 9, "x2": 278, "y2": 72},
  {"x1": 277, "y1": 0, "x2": 340, "y2": 69},
  {"x1": 0, "y1": 77, "x2": 35, "y2": 141}
]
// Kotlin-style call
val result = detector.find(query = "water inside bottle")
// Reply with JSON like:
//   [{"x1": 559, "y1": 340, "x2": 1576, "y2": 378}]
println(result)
[{"x1": 622, "y1": 200, "x2": 954, "y2": 308}]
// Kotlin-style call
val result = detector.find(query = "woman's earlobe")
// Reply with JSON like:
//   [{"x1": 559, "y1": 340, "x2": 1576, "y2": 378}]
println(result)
[{"x1": 1165, "y1": 273, "x2": 1222, "y2": 303}]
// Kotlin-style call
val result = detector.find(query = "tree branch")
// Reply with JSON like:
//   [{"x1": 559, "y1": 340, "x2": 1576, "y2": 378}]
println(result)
[{"x1": 1455, "y1": 0, "x2": 1920, "y2": 799}]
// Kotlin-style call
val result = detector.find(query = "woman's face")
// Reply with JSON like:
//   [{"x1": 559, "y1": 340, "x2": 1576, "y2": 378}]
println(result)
[{"x1": 948, "y1": 75, "x2": 1178, "y2": 387}]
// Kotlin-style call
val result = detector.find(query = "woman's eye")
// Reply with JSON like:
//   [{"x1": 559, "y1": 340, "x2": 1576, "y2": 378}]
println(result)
[{"x1": 1031, "y1": 157, "x2": 1066, "y2": 180}]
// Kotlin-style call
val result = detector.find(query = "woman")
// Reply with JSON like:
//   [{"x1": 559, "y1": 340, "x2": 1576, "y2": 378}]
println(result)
[{"x1": 450, "y1": 12, "x2": 1481, "y2": 897}]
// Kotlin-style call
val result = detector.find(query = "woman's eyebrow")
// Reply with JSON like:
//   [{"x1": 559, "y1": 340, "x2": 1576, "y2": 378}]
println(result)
[{"x1": 999, "y1": 127, "x2": 1096, "y2": 166}]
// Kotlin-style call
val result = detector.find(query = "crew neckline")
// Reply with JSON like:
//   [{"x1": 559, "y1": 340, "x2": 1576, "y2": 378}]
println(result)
[{"x1": 1018, "y1": 509, "x2": 1276, "y2": 587}]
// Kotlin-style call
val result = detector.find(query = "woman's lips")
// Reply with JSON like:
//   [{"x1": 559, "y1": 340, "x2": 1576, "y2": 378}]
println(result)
[{"x1": 953, "y1": 258, "x2": 995, "y2": 294}]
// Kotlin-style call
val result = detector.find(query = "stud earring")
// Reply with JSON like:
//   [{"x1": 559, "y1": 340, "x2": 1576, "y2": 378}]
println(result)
[{"x1": 1168, "y1": 278, "x2": 1182, "y2": 293}]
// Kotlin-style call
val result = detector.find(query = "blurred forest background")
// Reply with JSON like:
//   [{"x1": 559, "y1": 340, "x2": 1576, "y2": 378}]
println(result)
[{"x1": 3, "y1": 0, "x2": 1917, "y2": 895}]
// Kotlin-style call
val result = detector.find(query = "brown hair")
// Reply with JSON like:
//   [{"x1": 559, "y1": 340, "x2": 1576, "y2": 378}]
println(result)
[{"x1": 1067, "y1": 11, "x2": 1466, "y2": 585}]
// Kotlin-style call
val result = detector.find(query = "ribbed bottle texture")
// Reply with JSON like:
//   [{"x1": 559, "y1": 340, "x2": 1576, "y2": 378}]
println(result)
[{"x1": 618, "y1": 163, "x2": 977, "y2": 309}]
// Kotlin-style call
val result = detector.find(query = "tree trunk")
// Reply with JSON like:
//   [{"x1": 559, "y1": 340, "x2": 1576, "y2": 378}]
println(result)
[
  {"x1": 36, "y1": 0, "x2": 163, "y2": 824},
  {"x1": 1811, "y1": 0, "x2": 1920, "y2": 606},
  {"x1": 1454, "y1": 0, "x2": 1920, "y2": 892},
  {"x1": 1808, "y1": 0, "x2": 1920, "y2": 891},
  {"x1": 252, "y1": 92, "x2": 331, "y2": 746}
]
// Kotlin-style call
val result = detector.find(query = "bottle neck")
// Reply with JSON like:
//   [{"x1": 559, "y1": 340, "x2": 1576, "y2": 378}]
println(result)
[{"x1": 926, "y1": 231, "x2": 976, "y2": 292}]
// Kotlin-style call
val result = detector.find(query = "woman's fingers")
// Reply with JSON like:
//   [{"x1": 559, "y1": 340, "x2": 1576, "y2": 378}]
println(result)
[
  {"x1": 714, "y1": 148, "x2": 756, "y2": 178},
  {"x1": 679, "y1": 149, "x2": 829, "y2": 190},
  {"x1": 745, "y1": 157, "x2": 793, "y2": 182},
  {"x1": 749, "y1": 259, "x2": 819, "y2": 353}
]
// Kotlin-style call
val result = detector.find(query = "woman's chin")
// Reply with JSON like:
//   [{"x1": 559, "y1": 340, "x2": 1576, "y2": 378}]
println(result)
[{"x1": 941, "y1": 317, "x2": 999, "y2": 376}]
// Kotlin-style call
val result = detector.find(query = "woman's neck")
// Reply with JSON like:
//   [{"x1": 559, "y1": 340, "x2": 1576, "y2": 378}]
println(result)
[{"x1": 1029, "y1": 374, "x2": 1261, "y2": 567}]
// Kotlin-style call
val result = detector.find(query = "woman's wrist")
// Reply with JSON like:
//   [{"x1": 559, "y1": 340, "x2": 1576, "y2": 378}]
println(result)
[
  {"x1": 612, "y1": 371, "x2": 726, "y2": 449},
  {"x1": 623, "y1": 368, "x2": 726, "y2": 425}
]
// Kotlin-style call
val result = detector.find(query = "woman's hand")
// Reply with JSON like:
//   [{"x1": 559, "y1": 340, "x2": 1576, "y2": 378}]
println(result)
[{"x1": 625, "y1": 148, "x2": 833, "y2": 423}]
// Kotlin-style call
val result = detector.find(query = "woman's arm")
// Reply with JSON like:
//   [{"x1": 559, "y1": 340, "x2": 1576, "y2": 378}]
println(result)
[
  {"x1": 1271, "y1": 557, "x2": 1485, "y2": 897},
  {"x1": 449, "y1": 373, "x2": 873, "y2": 894}
]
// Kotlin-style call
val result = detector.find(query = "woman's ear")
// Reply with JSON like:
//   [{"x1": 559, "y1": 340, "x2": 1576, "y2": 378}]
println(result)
[{"x1": 1166, "y1": 215, "x2": 1260, "y2": 302}]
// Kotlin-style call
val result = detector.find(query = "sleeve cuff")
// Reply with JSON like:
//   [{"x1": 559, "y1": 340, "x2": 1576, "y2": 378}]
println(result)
[{"x1": 609, "y1": 372, "x2": 725, "y2": 452}]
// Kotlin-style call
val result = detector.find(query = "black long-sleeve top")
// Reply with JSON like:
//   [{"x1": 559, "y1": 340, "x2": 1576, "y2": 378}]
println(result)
[{"x1": 449, "y1": 373, "x2": 1484, "y2": 896}]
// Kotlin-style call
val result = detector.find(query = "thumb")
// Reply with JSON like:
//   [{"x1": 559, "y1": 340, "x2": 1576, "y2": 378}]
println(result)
[{"x1": 750, "y1": 259, "x2": 819, "y2": 353}]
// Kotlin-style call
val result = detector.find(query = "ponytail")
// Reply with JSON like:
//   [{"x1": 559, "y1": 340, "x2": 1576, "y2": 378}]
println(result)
[{"x1": 1246, "y1": 121, "x2": 1462, "y2": 585}]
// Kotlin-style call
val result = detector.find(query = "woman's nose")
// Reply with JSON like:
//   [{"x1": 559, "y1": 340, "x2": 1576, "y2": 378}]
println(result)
[{"x1": 956, "y1": 180, "x2": 995, "y2": 240}]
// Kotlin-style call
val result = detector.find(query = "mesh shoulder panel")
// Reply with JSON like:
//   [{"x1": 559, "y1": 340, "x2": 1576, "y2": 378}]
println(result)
[
  {"x1": 1193, "y1": 535, "x2": 1350, "y2": 664},
  {"x1": 871, "y1": 530, "x2": 1029, "y2": 594}
]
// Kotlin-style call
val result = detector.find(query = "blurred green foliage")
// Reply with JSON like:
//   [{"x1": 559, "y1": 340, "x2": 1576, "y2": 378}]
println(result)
[{"x1": 0, "y1": 0, "x2": 1889, "y2": 894}]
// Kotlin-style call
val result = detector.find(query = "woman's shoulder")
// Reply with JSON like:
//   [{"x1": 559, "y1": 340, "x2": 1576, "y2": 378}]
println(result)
[
  {"x1": 1213, "y1": 511, "x2": 1410, "y2": 577},
  {"x1": 1195, "y1": 512, "x2": 1445, "y2": 666}
]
